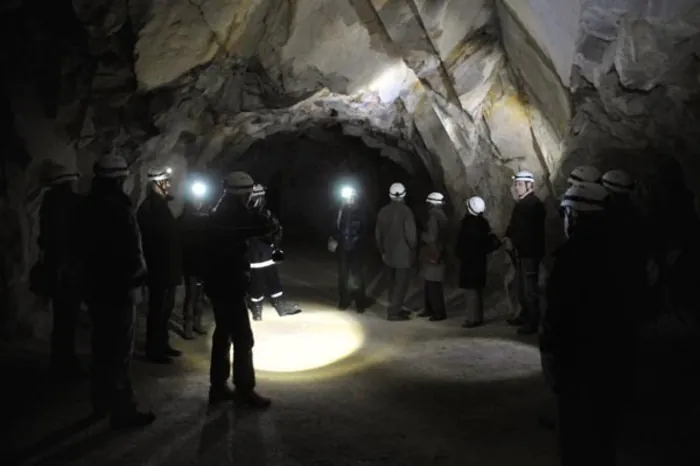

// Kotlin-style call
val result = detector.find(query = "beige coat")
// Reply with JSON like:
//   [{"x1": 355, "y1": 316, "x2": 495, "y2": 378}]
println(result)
[{"x1": 420, "y1": 206, "x2": 448, "y2": 282}]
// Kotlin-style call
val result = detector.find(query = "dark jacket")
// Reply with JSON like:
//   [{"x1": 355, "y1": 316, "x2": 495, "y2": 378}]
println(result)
[
  {"x1": 248, "y1": 208, "x2": 283, "y2": 266},
  {"x1": 82, "y1": 181, "x2": 147, "y2": 302},
  {"x1": 334, "y1": 204, "x2": 367, "y2": 253},
  {"x1": 540, "y1": 221, "x2": 635, "y2": 393},
  {"x1": 180, "y1": 202, "x2": 209, "y2": 278},
  {"x1": 201, "y1": 196, "x2": 280, "y2": 291},
  {"x1": 505, "y1": 192, "x2": 545, "y2": 259},
  {"x1": 137, "y1": 190, "x2": 183, "y2": 288},
  {"x1": 456, "y1": 214, "x2": 501, "y2": 289},
  {"x1": 375, "y1": 201, "x2": 417, "y2": 268}
]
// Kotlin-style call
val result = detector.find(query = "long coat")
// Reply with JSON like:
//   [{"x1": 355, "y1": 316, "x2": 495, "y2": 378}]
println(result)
[
  {"x1": 420, "y1": 206, "x2": 448, "y2": 282},
  {"x1": 375, "y1": 201, "x2": 417, "y2": 269},
  {"x1": 455, "y1": 213, "x2": 500, "y2": 289},
  {"x1": 137, "y1": 190, "x2": 183, "y2": 288}
]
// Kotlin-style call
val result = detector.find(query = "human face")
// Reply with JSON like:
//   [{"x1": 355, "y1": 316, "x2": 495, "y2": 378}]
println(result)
[{"x1": 514, "y1": 180, "x2": 531, "y2": 198}]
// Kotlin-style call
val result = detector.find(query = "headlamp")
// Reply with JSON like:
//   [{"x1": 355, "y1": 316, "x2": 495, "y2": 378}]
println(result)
[
  {"x1": 340, "y1": 186, "x2": 356, "y2": 200},
  {"x1": 190, "y1": 180, "x2": 208, "y2": 199}
]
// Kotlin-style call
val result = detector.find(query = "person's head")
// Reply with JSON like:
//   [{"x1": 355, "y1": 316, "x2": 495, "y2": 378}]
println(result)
[
  {"x1": 250, "y1": 184, "x2": 267, "y2": 211},
  {"x1": 340, "y1": 185, "x2": 357, "y2": 206},
  {"x1": 466, "y1": 196, "x2": 485, "y2": 216},
  {"x1": 567, "y1": 165, "x2": 601, "y2": 187},
  {"x1": 219, "y1": 171, "x2": 256, "y2": 209},
  {"x1": 389, "y1": 182, "x2": 406, "y2": 202},
  {"x1": 512, "y1": 170, "x2": 535, "y2": 198},
  {"x1": 426, "y1": 192, "x2": 445, "y2": 208},
  {"x1": 559, "y1": 182, "x2": 608, "y2": 238},
  {"x1": 147, "y1": 166, "x2": 174, "y2": 200},
  {"x1": 45, "y1": 164, "x2": 80, "y2": 192},
  {"x1": 92, "y1": 154, "x2": 131, "y2": 194},
  {"x1": 601, "y1": 169, "x2": 634, "y2": 197}
]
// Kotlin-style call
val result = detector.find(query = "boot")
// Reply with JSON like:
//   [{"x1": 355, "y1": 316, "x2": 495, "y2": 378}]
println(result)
[
  {"x1": 251, "y1": 302, "x2": 263, "y2": 321},
  {"x1": 234, "y1": 390, "x2": 271, "y2": 409},
  {"x1": 209, "y1": 384, "x2": 236, "y2": 404},
  {"x1": 183, "y1": 321, "x2": 195, "y2": 340},
  {"x1": 274, "y1": 299, "x2": 301, "y2": 317}
]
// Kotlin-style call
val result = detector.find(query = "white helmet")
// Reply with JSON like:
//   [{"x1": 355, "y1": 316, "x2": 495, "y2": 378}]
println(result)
[
  {"x1": 93, "y1": 154, "x2": 129, "y2": 179},
  {"x1": 568, "y1": 165, "x2": 601, "y2": 185},
  {"x1": 389, "y1": 182, "x2": 406, "y2": 200},
  {"x1": 224, "y1": 171, "x2": 255, "y2": 194},
  {"x1": 45, "y1": 164, "x2": 80, "y2": 185},
  {"x1": 560, "y1": 182, "x2": 608, "y2": 212},
  {"x1": 466, "y1": 196, "x2": 485, "y2": 215},
  {"x1": 252, "y1": 184, "x2": 266, "y2": 197},
  {"x1": 512, "y1": 170, "x2": 535, "y2": 183},
  {"x1": 601, "y1": 170, "x2": 634, "y2": 194},
  {"x1": 426, "y1": 192, "x2": 445, "y2": 206},
  {"x1": 147, "y1": 166, "x2": 173, "y2": 182}
]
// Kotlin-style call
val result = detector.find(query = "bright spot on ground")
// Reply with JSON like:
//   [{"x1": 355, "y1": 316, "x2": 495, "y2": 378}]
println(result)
[{"x1": 250, "y1": 303, "x2": 366, "y2": 373}]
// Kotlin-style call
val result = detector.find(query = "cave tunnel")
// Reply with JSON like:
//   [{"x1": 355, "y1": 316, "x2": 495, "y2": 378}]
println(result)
[{"x1": 2, "y1": 0, "x2": 700, "y2": 465}]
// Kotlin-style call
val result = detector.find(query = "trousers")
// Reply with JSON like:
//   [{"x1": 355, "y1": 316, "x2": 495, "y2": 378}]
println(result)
[
  {"x1": 338, "y1": 250, "x2": 367, "y2": 305},
  {"x1": 146, "y1": 284, "x2": 176, "y2": 355},
  {"x1": 423, "y1": 280, "x2": 446, "y2": 318},
  {"x1": 249, "y1": 266, "x2": 283, "y2": 302},
  {"x1": 206, "y1": 284, "x2": 255, "y2": 392},
  {"x1": 464, "y1": 288, "x2": 485, "y2": 324},
  {"x1": 88, "y1": 299, "x2": 137, "y2": 415},
  {"x1": 183, "y1": 275, "x2": 204, "y2": 325},
  {"x1": 50, "y1": 288, "x2": 82, "y2": 367},
  {"x1": 387, "y1": 267, "x2": 411, "y2": 317},
  {"x1": 516, "y1": 257, "x2": 541, "y2": 327}
]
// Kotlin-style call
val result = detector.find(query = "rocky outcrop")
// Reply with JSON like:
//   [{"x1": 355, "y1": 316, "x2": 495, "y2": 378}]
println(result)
[{"x1": 1, "y1": 0, "x2": 699, "y2": 335}]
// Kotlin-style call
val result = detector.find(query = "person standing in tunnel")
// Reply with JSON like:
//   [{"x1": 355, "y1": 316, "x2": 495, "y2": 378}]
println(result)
[
  {"x1": 247, "y1": 184, "x2": 302, "y2": 321},
  {"x1": 200, "y1": 171, "x2": 279, "y2": 408},
  {"x1": 375, "y1": 182, "x2": 417, "y2": 321},
  {"x1": 137, "y1": 166, "x2": 183, "y2": 364},
  {"x1": 37, "y1": 163, "x2": 85, "y2": 377},
  {"x1": 455, "y1": 196, "x2": 502, "y2": 328},
  {"x1": 541, "y1": 182, "x2": 633, "y2": 466},
  {"x1": 81, "y1": 154, "x2": 155, "y2": 428},
  {"x1": 329, "y1": 185, "x2": 371, "y2": 313},
  {"x1": 567, "y1": 165, "x2": 601, "y2": 187},
  {"x1": 504, "y1": 170, "x2": 546, "y2": 335},
  {"x1": 179, "y1": 175, "x2": 210, "y2": 340},
  {"x1": 418, "y1": 192, "x2": 449, "y2": 321}
]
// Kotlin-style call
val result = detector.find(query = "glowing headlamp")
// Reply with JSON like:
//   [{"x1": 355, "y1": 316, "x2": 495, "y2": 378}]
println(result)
[
  {"x1": 190, "y1": 181, "x2": 208, "y2": 198},
  {"x1": 165, "y1": 167, "x2": 173, "y2": 175},
  {"x1": 340, "y1": 186, "x2": 356, "y2": 200}
]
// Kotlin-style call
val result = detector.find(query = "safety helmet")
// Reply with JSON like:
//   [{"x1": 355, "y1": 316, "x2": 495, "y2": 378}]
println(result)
[
  {"x1": 601, "y1": 170, "x2": 634, "y2": 194},
  {"x1": 567, "y1": 165, "x2": 601, "y2": 185},
  {"x1": 223, "y1": 171, "x2": 255, "y2": 194},
  {"x1": 512, "y1": 170, "x2": 535, "y2": 183},
  {"x1": 252, "y1": 184, "x2": 266, "y2": 197},
  {"x1": 466, "y1": 196, "x2": 485, "y2": 215},
  {"x1": 426, "y1": 192, "x2": 445, "y2": 206},
  {"x1": 147, "y1": 166, "x2": 172, "y2": 182},
  {"x1": 560, "y1": 182, "x2": 608, "y2": 212},
  {"x1": 45, "y1": 164, "x2": 80, "y2": 185},
  {"x1": 389, "y1": 182, "x2": 406, "y2": 200},
  {"x1": 93, "y1": 154, "x2": 129, "y2": 179}
]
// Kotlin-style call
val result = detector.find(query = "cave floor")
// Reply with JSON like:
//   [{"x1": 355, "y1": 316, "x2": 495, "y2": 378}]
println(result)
[{"x1": 3, "y1": 246, "x2": 699, "y2": 466}]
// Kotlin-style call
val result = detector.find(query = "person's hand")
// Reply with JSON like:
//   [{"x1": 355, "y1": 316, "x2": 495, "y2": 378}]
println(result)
[
  {"x1": 130, "y1": 287, "x2": 143, "y2": 305},
  {"x1": 502, "y1": 237, "x2": 513, "y2": 250}
]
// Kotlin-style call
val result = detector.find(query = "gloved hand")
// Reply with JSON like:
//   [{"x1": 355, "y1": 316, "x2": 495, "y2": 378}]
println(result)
[
  {"x1": 272, "y1": 248, "x2": 285, "y2": 263},
  {"x1": 327, "y1": 237, "x2": 338, "y2": 253}
]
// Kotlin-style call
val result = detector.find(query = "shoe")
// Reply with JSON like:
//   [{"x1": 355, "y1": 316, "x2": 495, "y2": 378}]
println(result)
[
  {"x1": 417, "y1": 310, "x2": 433, "y2": 318},
  {"x1": 278, "y1": 303, "x2": 302, "y2": 317},
  {"x1": 183, "y1": 322, "x2": 195, "y2": 340},
  {"x1": 337, "y1": 301, "x2": 351, "y2": 311},
  {"x1": 507, "y1": 316, "x2": 526, "y2": 326},
  {"x1": 145, "y1": 353, "x2": 173, "y2": 364},
  {"x1": 429, "y1": 315, "x2": 446, "y2": 322},
  {"x1": 110, "y1": 410, "x2": 156, "y2": 429},
  {"x1": 234, "y1": 390, "x2": 271, "y2": 409},
  {"x1": 388, "y1": 314, "x2": 410, "y2": 321},
  {"x1": 209, "y1": 385, "x2": 236, "y2": 403},
  {"x1": 517, "y1": 325, "x2": 538, "y2": 336},
  {"x1": 461, "y1": 321, "x2": 483, "y2": 329},
  {"x1": 251, "y1": 304, "x2": 263, "y2": 321},
  {"x1": 165, "y1": 346, "x2": 182, "y2": 357}
]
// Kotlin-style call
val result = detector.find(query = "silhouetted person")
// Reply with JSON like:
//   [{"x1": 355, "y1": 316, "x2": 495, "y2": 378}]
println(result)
[
  {"x1": 504, "y1": 170, "x2": 545, "y2": 335},
  {"x1": 418, "y1": 192, "x2": 448, "y2": 321},
  {"x1": 82, "y1": 154, "x2": 154, "y2": 428},
  {"x1": 541, "y1": 183, "x2": 633, "y2": 466},
  {"x1": 375, "y1": 182, "x2": 417, "y2": 321},
  {"x1": 137, "y1": 166, "x2": 183, "y2": 364},
  {"x1": 37, "y1": 163, "x2": 84, "y2": 377},
  {"x1": 455, "y1": 196, "x2": 501, "y2": 328},
  {"x1": 247, "y1": 184, "x2": 301, "y2": 320},
  {"x1": 200, "y1": 171, "x2": 278, "y2": 408}
]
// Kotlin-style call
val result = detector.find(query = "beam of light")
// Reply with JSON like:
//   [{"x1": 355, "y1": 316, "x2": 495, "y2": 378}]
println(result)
[
  {"x1": 340, "y1": 185, "x2": 355, "y2": 200},
  {"x1": 191, "y1": 181, "x2": 208, "y2": 198}
]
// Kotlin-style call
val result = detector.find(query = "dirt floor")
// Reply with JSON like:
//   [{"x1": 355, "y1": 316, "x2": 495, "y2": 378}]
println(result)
[{"x1": 2, "y1": 245, "x2": 698, "y2": 466}]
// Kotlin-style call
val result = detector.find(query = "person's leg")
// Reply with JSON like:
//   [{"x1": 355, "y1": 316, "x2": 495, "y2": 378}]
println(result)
[
  {"x1": 145, "y1": 284, "x2": 168, "y2": 360},
  {"x1": 248, "y1": 269, "x2": 266, "y2": 321},
  {"x1": 419, "y1": 280, "x2": 433, "y2": 317},
  {"x1": 50, "y1": 290, "x2": 81, "y2": 372},
  {"x1": 337, "y1": 251, "x2": 351, "y2": 309},
  {"x1": 207, "y1": 290, "x2": 233, "y2": 400},
  {"x1": 426, "y1": 280, "x2": 446, "y2": 321},
  {"x1": 388, "y1": 268, "x2": 411, "y2": 320},
  {"x1": 183, "y1": 275, "x2": 196, "y2": 339},
  {"x1": 348, "y1": 251, "x2": 369, "y2": 311},
  {"x1": 162, "y1": 287, "x2": 180, "y2": 355},
  {"x1": 518, "y1": 258, "x2": 541, "y2": 335},
  {"x1": 463, "y1": 288, "x2": 485, "y2": 327},
  {"x1": 192, "y1": 280, "x2": 206, "y2": 334}
]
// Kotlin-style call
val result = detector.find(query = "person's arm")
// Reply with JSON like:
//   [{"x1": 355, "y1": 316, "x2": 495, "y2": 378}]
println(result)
[
  {"x1": 421, "y1": 214, "x2": 437, "y2": 244},
  {"x1": 405, "y1": 209, "x2": 417, "y2": 249},
  {"x1": 374, "y1": 211, "x2": 383, "y2": 253},
  {"x1": 455, "y1": 217, "x2": 467, "y2": 257},
  {"x1": 117, "y1": 208, "x2": 148, "y2": 289}
]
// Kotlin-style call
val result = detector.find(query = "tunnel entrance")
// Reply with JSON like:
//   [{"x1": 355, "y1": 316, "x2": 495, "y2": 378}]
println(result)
[{"x1": 220, "y1": 124, "x2": 436, "y2": 244}]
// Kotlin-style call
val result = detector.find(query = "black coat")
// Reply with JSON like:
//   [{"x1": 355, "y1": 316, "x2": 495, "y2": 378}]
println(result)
[
  {"x1": 455, "y1": 214, "x2": 500, "y2": 289},
  {"x1": 179, "y1": 203, "x2": 209, "y2": 277},
  {"x1": 505, "y1": 192, "x2": 545, "y2": 259},
  {"x1": 82, "y1": 182, "x2": 147, "y2": 301},
  {"x1": 334, "y1": 204, "x2": 367, "y2": 252},
  {"x1": 137, "y1": 190, "x2": 183, "y2": 288}
]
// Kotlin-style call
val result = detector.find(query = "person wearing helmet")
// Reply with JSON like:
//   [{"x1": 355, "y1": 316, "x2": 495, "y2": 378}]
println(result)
[
  {"x1": 504, "y1": 170, "x2": 546, "y2": 335},
  {"x1": 247, "y1": 184, "x2": 302, "y2": 321},
  {"x1": 330, "y1": 184, "x2": 371, "y2": 313},
  {"x1": 455, "y1": 196, "x2": 502, "y2": 328},
  {"x1": 81, "y1": 153, "x2": 155, "y2": 428},
  {"x1": 375, "y1": 182, "x2": 417, "y2": 321},
  {"x1": 199, "y1": 171, "x2": 281, "y2": 408},
  {"x1": 35, "y1": 163, "x2": 84, "y2": 377},
  {"x1": 137, "y1": 165, "x2": 183, "y2": 364},
  {"x1": 417, "y1": 192, "x2": 449, "y2": 321},
  {"x1": 541, "y1": 182, "x2": 634, "y2": 465},
  {"x1": 567, "y1": 165, "x2": 601, "y2": 186}
]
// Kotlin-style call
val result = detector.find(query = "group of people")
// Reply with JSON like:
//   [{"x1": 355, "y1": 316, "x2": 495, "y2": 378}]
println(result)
[
  {"x1": 328, "y1": 173, "x2": 544, "y2": 334},
  {"x1": 35, "y1": 156, "x2": 300, "y2": 429}
]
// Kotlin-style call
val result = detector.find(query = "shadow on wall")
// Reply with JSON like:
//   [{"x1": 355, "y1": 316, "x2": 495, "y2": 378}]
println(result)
[{"x1": 218, "y1": 124, "x2": 436, "y2": 242}]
